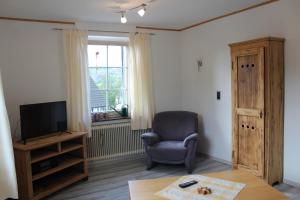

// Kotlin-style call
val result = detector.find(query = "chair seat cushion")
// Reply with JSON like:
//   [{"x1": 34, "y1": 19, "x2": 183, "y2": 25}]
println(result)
[{"x1": 148, "y1": 141, "x2": 187, "y2": 162}]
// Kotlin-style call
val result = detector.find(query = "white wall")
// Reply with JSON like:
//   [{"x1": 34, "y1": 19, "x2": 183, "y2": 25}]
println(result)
[
  {"x1": 0, "y1": 21, "x2": 68, "y2": 139},
  {"x1": 179, "y1": 0, "x2": 300, "y2": 184},
  {"x1": 0, "y1": 20, "x2": 181, "y2": 138},
  {"x1": 151, "y1": 31, "x2": 181, "y2": 112}
]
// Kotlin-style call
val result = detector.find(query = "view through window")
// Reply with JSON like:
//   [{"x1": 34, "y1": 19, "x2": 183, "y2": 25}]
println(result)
[{"x1": 88, "y1": 44, "x2": 128, "y2": 114}]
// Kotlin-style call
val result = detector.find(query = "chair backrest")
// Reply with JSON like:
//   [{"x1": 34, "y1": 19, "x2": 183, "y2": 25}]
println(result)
[{"x1": 152, "y1": 111, "x2": 198, "y2": 141}]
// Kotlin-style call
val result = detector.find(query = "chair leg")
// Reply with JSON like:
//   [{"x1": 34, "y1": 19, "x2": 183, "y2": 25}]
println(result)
[
  {"x1": 146, "y1": 159, "x2": 155, "y2": 170},
  {"x1": 185, "y1": 142, "x2": 197, "y2": 174},
  {"x1": 185, "y1": 160, "x2": 194, "y2": 174},
  {"x1": 186, "y1": 167, "x2": 193, "y2": 174}
]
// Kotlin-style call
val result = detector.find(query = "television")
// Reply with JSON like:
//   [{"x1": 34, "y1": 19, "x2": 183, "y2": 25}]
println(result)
[{"x1": 20, "y1": 101, "x2": 67, "y2": 142}]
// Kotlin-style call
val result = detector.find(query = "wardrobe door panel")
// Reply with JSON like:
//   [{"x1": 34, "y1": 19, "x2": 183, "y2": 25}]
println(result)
[
  {"x1": 233, "y1": 47, "x2": 265, "y2": 177},
  {"x1": 237, "y1": 54, "x2": 260, "y2": 109},
  {"x1": 238, "y1": 115, "x2": 264, "y2": 176}
]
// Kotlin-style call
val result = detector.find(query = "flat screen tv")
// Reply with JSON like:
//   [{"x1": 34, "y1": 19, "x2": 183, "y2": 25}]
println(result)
[{"x1": 20, "y1": 101, "x2": 67, "y2": 142}]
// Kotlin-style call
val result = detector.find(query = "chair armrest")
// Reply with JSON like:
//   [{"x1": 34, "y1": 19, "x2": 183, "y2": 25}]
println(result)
[
  {"x1": 141, "y1": 132, "x2": 160, "y2": 146},
  {"x1": 183, "y1": 133, "x2": 198, "y2": 147}
]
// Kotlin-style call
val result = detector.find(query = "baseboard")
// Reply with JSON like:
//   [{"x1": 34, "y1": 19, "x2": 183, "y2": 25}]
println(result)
[
  {"x1": 88, "y1": 152, "x2": 145, "y2": 164},
  {"x1": 88, "y1": 150, "x2": 144, "y2": 161},
  {"x1": 283, "y1": 178, "x2": 300, "y2": 188},
  {"x1": 2, "y1": 196, "x2": 18, "y2": 200},
  {"x1": 198, "y1": 153, "x2": 232, "y2": 166}
]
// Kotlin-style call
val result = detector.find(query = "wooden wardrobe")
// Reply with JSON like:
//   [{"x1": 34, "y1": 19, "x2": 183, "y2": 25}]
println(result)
[{"x1": 229, "y1": 37, "x2": 284, "y2": 185}]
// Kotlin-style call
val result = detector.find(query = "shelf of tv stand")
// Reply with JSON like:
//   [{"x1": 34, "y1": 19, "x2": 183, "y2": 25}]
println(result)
[
  {"x1": 33, "y1": 171, "x2": 87, "y2": 200},
  {"x1": 31, "y1": 143, "x2": 84, "y2": 164},
  {"x1": 32, "y1": 156, "x2": 84, "y2": 181},
  {"x1": 13, "y1": 131, "x2": 88, "y2": 200},
  {"x1": 14, "y1": 131, "x2": 87, "y2": 151}
]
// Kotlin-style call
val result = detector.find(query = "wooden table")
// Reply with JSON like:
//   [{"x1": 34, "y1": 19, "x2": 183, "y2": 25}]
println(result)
[{"x1": 128, "y1": 170, "x2": 288, "y2": 200}]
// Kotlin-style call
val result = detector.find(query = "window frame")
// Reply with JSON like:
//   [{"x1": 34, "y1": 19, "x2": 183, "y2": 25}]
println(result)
[{"x1": 88, "y1": 39, "x2": 129, "y2": 122}]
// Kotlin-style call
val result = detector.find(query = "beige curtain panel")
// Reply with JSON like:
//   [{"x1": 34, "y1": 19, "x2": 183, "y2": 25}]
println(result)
[
  {"x1": 128, "y1": 33, "x2": 155, "y2": 130},
  {"x1": 0, "y1": 70, "x2": 18, "y2": 199},
  {"x1": 63, "y1": 30, "x2": 91, "y2": 136}
]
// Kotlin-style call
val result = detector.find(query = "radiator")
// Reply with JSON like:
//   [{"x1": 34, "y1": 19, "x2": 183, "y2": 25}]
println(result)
[{"x1": 87, "y1": 122, "x2": 148, "y2": 160}]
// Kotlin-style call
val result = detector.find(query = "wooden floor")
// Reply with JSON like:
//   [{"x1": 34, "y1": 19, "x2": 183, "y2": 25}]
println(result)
[{"x1": 47, "y1": 156, "x2": 300, "y2": 200}]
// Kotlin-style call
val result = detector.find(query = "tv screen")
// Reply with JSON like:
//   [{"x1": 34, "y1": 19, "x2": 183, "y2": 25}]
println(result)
[{"x1": 20, "y1": 101, "x2": 67, "y2": 141}]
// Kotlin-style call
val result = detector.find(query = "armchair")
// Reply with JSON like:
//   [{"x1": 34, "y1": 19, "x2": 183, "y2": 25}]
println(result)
[{"x1": 141, "y1": 111, "x2": 199, "y2": 173}]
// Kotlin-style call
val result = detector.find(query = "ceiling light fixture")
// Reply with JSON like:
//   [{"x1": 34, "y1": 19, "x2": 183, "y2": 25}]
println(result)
[
  {"x1": 138, "y1": 4, "x2": 146, "y2": 17},
  {"x1": 116, "y1": 1, "x2": 154, "y2": 24},
  {"x1": 120, "y1": 12, "x2": 127, "y2": 24}
]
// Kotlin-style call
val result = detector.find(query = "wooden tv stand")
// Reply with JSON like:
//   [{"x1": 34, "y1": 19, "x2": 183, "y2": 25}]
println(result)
[{"x1": 14, "y1": 132, "x2": 88, "y2": 200}]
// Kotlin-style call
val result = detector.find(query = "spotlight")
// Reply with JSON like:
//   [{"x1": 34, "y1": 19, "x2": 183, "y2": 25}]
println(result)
[
  {"x1": 138, "y1": 5, "x2": 146, "y2": 17},
  {"x1": 121, "y1": 12, "x2": 127, "y2": 23}
]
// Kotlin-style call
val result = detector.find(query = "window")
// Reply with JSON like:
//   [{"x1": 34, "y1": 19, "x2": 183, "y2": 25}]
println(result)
[{"x1": 88, "y1": 44, "x2": 128, "y2": 116}]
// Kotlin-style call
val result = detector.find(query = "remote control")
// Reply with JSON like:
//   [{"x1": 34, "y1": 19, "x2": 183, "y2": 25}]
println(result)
[{"x1": 178, "y1": 180, "x2": 198, "y2": 188}]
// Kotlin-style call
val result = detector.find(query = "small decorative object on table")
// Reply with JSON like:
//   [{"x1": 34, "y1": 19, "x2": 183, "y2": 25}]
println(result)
[{"x1": 197, "y1": 186, "x2": 212, "y2": 195}]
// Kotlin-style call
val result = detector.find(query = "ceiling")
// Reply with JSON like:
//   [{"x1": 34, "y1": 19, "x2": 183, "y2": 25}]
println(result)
[{"x1": 0, "y1": 0, "x2": 268, "y2": 29}]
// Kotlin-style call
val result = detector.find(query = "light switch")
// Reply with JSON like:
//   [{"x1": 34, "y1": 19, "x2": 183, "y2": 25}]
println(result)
[{"x1": 217, "y1": 91, "x2": 221, "y2": 100}]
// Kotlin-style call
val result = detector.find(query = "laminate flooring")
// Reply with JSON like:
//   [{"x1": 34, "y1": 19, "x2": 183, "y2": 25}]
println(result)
[{"x1": 47, "y1": 156, "x2": 300, "y2": 200}]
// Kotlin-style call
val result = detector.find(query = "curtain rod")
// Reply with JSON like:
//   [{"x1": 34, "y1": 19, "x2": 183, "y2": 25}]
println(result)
[{"x1": 52, "y1": 28, "x2": 155, "y2": 35}]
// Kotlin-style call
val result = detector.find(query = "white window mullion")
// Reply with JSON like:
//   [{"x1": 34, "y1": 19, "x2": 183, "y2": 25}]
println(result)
[
  {"x1": 106, "y1": 45, "x2": 109, "y2": 111},
  {"x1": 121, "y1": 46, "x2": 125, "y2": 105}
]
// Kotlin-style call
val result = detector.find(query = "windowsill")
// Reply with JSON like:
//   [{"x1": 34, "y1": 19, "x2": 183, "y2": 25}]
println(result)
[{"x1": 92, "y1": 117, "x2": 131, "y2": 126}]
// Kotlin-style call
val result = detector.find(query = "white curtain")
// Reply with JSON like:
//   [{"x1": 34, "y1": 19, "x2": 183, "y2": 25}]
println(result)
[
  {"x1": 63, "y1": 30, "x2": 91, "y2": 136},
  {"x1": 128, "y1": 33, "x2": 155, "y2": 130},
  {"x1": 0, "y1": 70, "x2": 18, "y2": 199}
]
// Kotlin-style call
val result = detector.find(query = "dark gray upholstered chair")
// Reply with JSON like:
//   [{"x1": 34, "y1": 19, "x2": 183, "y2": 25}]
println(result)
[{"x1": 141, "y1": 111, "x2": 199, "y2": 173}]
